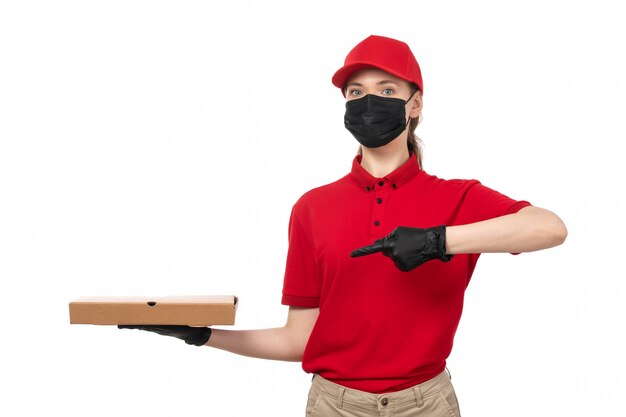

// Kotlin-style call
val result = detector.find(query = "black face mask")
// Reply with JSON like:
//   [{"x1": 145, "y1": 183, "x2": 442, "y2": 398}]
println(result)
[{"x1": 344, "y1": 91, "x2": 416, "y2": 148}]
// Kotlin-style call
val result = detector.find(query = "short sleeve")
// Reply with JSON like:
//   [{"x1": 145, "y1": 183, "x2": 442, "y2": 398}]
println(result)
[
  {"x1": 281, "y1": 203, "x2": 321, "y2": 307},
  {"x1": 456, "y1": 180, "x2": 532, "y2": 224}
]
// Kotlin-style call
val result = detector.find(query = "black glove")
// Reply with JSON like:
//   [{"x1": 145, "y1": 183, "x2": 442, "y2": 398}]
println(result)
[
  {"x1": 117, "y1": 325, "x2": 212, "y2": 346},
  {"x1": 350, "y1": 225, "x2": 454, "y2": 272}
]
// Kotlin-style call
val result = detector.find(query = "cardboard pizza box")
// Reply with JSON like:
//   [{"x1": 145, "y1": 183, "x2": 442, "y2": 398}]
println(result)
[{"x1": 69, "y1": 295, "x2": 238, "y2": 326}]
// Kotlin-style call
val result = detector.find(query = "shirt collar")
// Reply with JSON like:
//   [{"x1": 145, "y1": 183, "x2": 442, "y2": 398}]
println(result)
[{"x1": 350, "y1": 151, "x2": 421, "y2": 192}]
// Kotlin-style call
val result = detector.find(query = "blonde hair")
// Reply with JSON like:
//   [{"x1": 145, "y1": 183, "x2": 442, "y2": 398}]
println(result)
[{"x1": 353, "y1": 82, "x2": 424, "y2": 167}]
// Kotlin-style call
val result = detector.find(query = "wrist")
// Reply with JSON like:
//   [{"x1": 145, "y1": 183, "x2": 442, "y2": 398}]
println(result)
[
  {"x1": 435, "y1": 225, "x2": 454, "y2": 261},
  {"x1": 187, "y1": 327, "x2": 212, "y2": 346}
]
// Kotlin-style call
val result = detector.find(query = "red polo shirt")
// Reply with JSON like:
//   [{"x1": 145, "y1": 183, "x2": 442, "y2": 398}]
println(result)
[{"x1": 281, "y1": 151, "x2": 531, "y2": 393}]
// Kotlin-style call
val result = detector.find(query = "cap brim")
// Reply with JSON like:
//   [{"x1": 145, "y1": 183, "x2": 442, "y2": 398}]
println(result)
[{"x1": 332, "y1": 61, "x2": 415, "y2": 97}]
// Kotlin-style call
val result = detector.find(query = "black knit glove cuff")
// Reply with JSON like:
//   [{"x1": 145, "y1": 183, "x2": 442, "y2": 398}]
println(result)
[
  {"x1": 431, "y1": 225, "x2": 454, "y2": 262},
  {"x1": 185, "y1": 327, "x2": 212, "y2": 346}
]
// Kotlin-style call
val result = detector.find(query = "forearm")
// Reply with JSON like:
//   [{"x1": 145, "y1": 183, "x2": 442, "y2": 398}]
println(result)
[
  {"x1": 205, "y1": 307, "x2": 318, "y2": 362},
  {"x1": 205, "y1": 327, "x2": 306, "y2": 362},
  {"x1": 445, "y1": 206, "x2": 568, "y2": 254}
]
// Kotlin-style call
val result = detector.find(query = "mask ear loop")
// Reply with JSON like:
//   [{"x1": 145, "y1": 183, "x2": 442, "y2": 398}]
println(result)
[
  {"x1": 404, "y1": 89, "x2": 418, "y2": 105},
  {"x1": 403, "y1": 89, "x2": 419, "y2": 127}
]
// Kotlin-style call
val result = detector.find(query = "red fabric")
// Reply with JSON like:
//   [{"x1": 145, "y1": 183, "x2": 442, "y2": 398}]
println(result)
[{"x1": 281, "y1": 151, "x2": 531, "y2": 393}]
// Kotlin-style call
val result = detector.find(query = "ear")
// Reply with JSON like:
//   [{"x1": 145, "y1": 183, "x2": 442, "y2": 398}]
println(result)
[{"x1": 408, "y1": 91, "x2": 423, "y2": 119}]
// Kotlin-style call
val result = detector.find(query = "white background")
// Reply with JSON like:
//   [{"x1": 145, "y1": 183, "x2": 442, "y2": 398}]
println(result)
[{"x1": 1, "y1": 1, "x2": 624, "y2": 416}]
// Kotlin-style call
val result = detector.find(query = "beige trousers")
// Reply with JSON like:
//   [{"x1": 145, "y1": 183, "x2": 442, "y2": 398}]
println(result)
[{"x1": 305, "y1": 369, "x2": 461, "y2": 417}]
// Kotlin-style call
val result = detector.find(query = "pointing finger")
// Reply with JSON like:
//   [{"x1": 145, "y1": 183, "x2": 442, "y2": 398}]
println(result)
[{"x1": 350, "y1": 240, "x2": 384, "y2": 257}]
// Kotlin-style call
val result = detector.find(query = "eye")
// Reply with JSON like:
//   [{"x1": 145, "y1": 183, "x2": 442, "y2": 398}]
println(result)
[
  {"x1": 382, "y1": 88, "x2": 394, "y2": 95},
  {"x1": 348, "y1": 89, "x2": 362, "y2": 96}
]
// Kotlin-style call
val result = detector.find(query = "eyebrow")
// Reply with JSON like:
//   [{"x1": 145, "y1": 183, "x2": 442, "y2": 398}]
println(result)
[{"x1": 346, "y1": 80, "x2": 400, "y2": 87}]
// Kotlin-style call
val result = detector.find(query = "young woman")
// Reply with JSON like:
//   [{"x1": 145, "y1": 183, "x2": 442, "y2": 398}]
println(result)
[{"x1": 120, "y1": 35, "x2": 568, "y2": 417}]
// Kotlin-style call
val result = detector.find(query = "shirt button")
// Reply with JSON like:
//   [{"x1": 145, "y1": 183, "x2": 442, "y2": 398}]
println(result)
[
  {"x1": 373, "y1": 220, "x2": 380, "y2": 226},
  {"x1": 377, "y1": 198, "x2": 382, "y2": 204},
  {"x1": 381, "y1": 398, "x2": 389, "y2": 406},
  {"x1": 365, "y1": 186, "x2": 370, "y2": 192},
  {"x1": 392, "y1": 183, "x2": 397, "y2": 188},
  {"x1": 378, "y1": 181, "x2": 384, "y2": 187}
]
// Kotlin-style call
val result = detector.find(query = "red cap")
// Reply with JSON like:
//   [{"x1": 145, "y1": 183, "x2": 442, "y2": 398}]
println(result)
[{"x1": 332, "y1": 35, "x2": 423, "y2": 97}]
